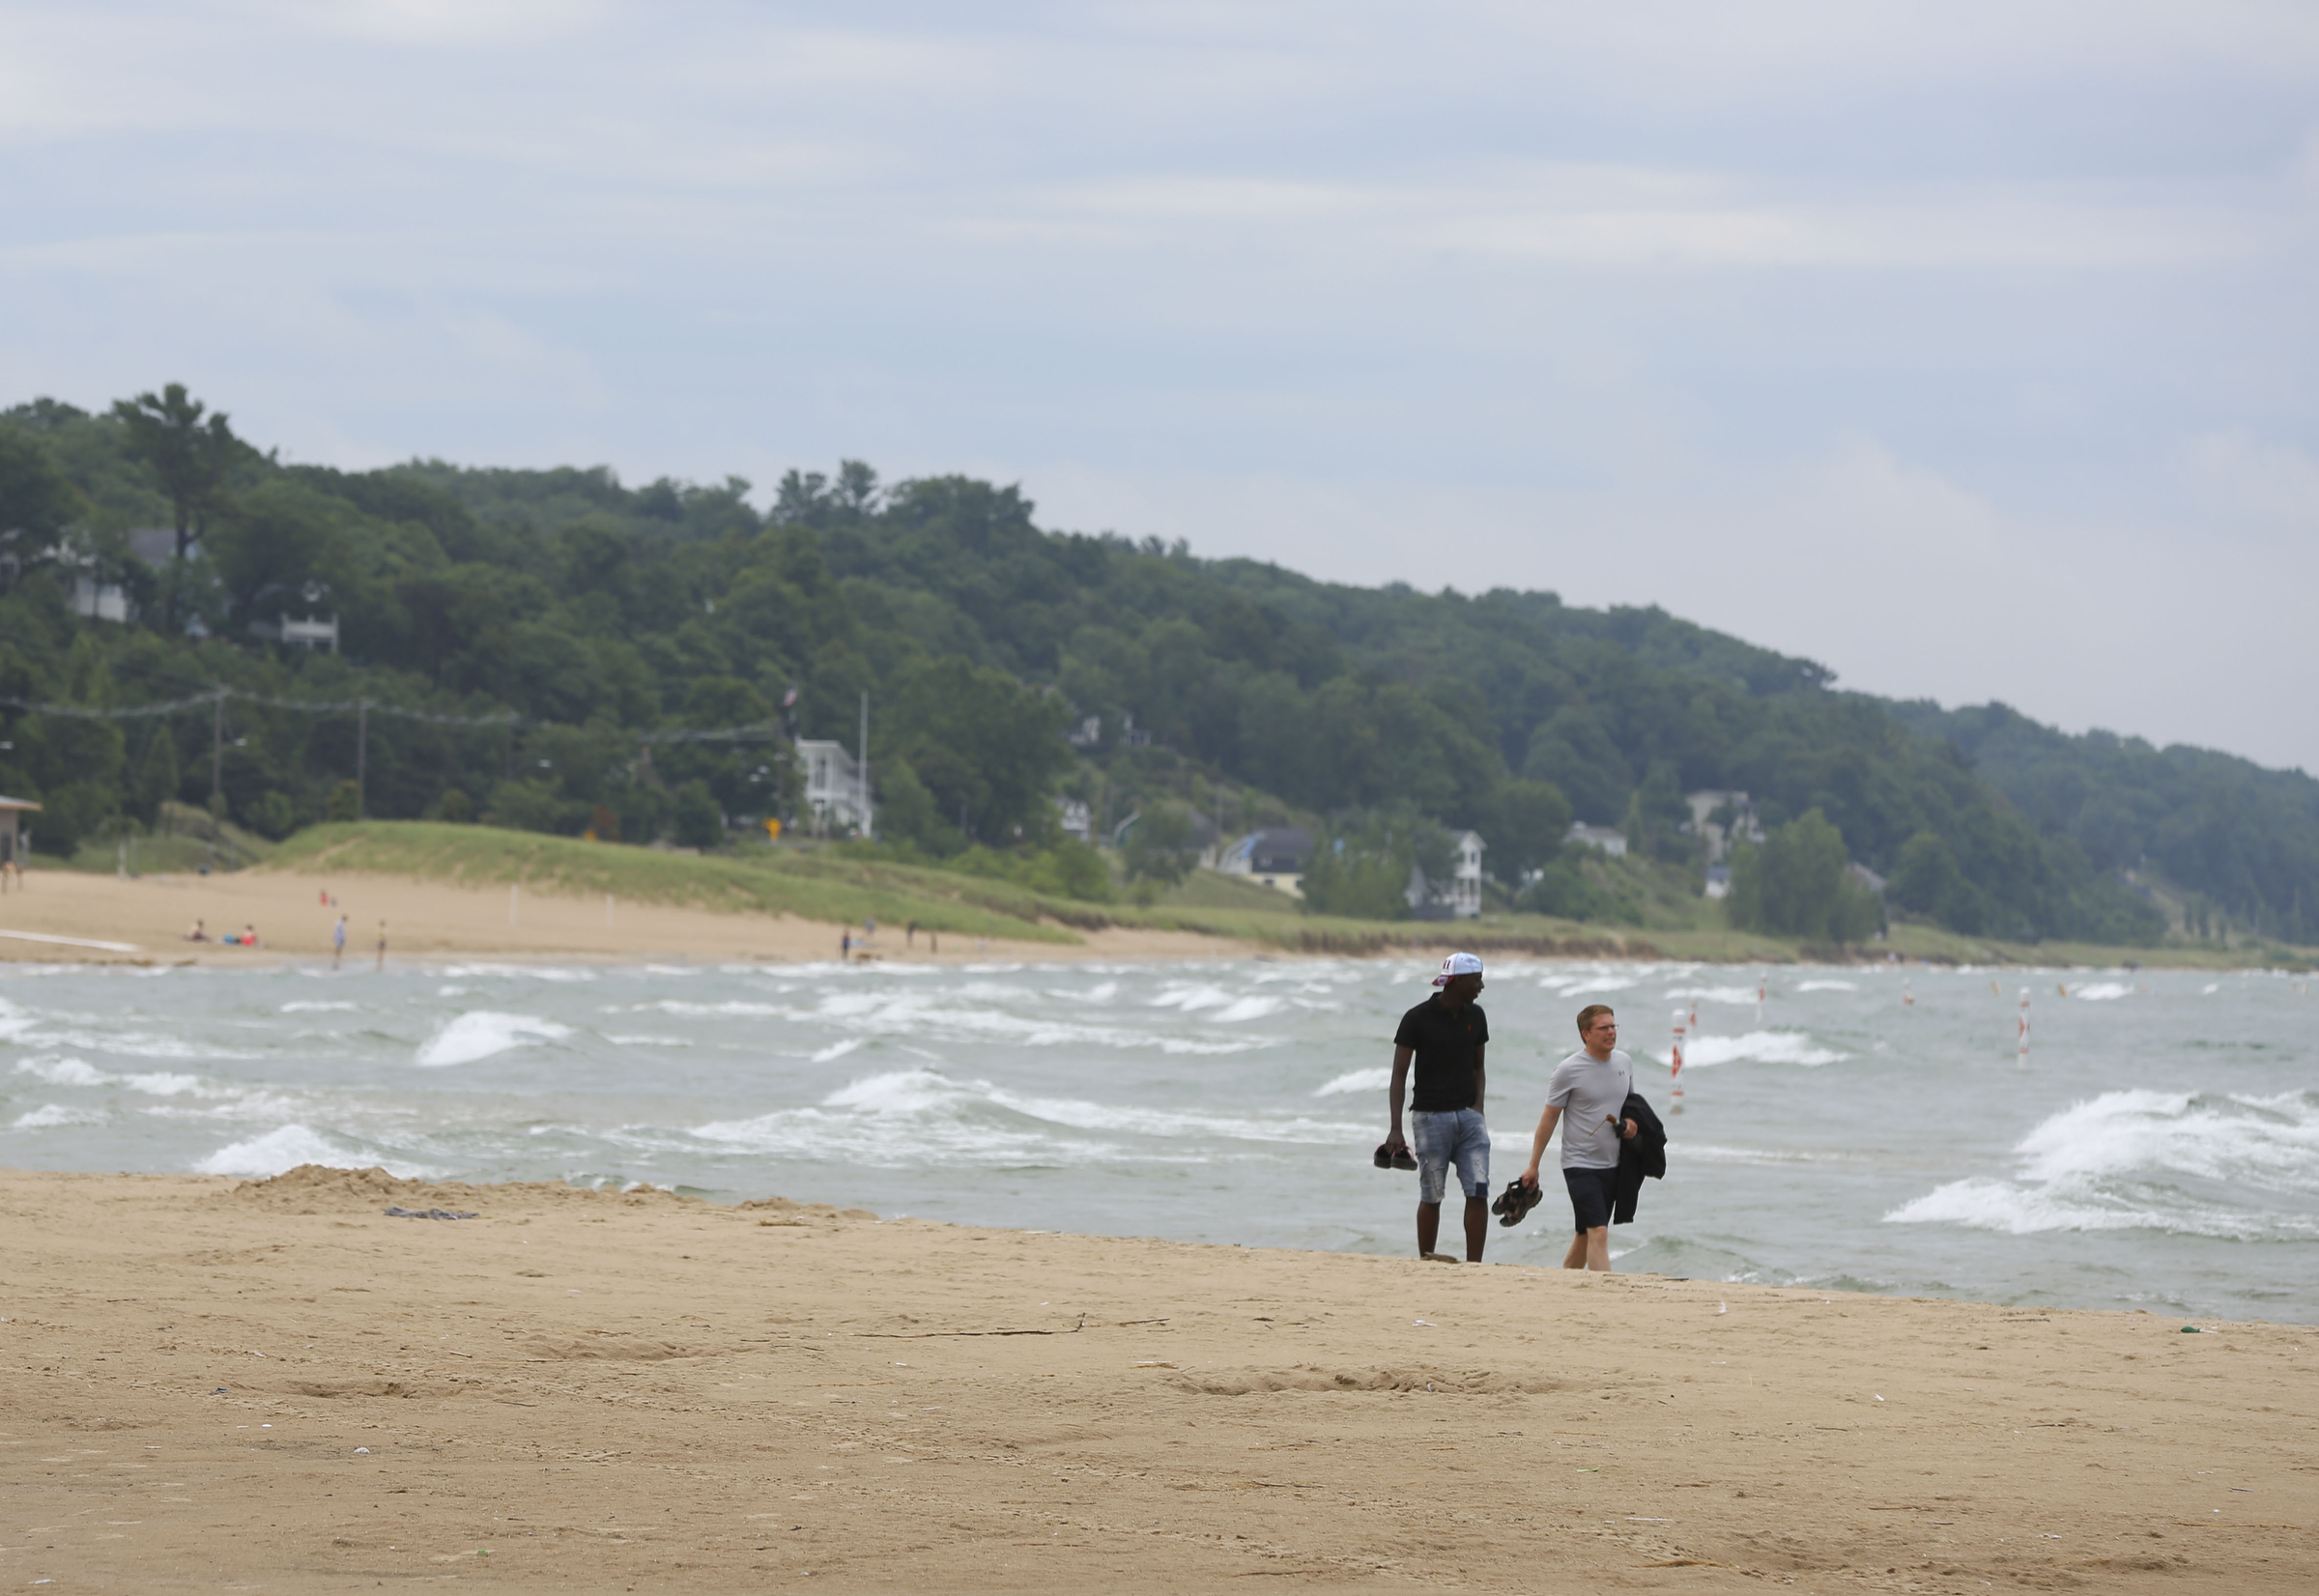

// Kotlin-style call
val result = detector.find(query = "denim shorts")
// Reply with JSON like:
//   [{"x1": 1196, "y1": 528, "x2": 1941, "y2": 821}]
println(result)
[{"x1": 1410, "y1": 1109, "x2": 1490, "y2": 1205}]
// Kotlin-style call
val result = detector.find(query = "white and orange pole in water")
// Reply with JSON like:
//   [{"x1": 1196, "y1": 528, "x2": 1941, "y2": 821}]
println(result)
[
  {"x1": 2017, "y1": 987, "x2": 2031, "y2": 1069},
  {"x1": 1757, "y1": 973, "x2": 1766, "y2": 1025},
  {"x1": 1671, "y1": 1008, "x2": 1687, "y2": 1112}
]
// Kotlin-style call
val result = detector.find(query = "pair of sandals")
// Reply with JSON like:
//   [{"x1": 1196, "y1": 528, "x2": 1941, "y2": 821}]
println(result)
[
  {"x1": 1374, "y1": 1145, "x2": 1541, "y2": 1229},
  {"x1": 1490, "y1": 1179, "x2": 1543, "y2": 1228}
]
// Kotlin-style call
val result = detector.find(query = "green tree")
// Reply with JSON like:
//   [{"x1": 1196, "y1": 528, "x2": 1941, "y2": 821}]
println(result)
[
  {"x1": 1302, "y1": 811, "x2": 1452, "y2": 920},
  {"x1": 1888, "y1": 830, "x2": 1980, "y2": 931},
  {"x1": 1485, "y1": 777, "x2": 1574, "y2": 887},
  {"x1": 109, "y1": 385, "x2": 241, "y2": 629},
  {"x1": 671, "y1": 780, "x2": 724, "y2": 849},
  {"x1": 0, "y1": 425, "x2": 84, "y2": 573},
  {"x1": 1726, "y1": 808, "x2": 1881, "y2": 943},
  {"x1": 1122, "y1": 803, "x2": 1200, "y2": 886},
  {"x1": 882, "y1": 656, "x2": 1070, "y2": 843}
]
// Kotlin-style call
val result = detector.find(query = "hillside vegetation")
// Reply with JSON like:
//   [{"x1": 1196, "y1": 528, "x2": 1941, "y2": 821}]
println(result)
[{"x1": 3, "y1": 385, "x2": 2314, "y2": 956}]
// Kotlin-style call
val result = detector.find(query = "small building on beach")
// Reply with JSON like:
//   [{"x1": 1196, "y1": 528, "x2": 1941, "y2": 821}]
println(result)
[{"x1": 0, "y1": 795, "x2": 40, "y2": 868}]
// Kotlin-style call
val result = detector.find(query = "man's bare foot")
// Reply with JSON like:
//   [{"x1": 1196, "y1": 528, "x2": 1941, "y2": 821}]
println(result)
[{"x1": 1420, "y1": 1251, "x2": 1463, "y2": 1264}]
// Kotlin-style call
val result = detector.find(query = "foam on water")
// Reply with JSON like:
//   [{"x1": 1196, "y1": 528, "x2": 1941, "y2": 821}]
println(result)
[
  {"x1": 193, "y1": 1124, "x2": 436, "y2": 1179},
  {"x1": 1665, "y1": 985, "x2": 1760, "y2": 1005},
  {"x1": 1794, "y1": 980, "x2": 1858, "y2": 992},
  {"x1": 1886, "y1": 1089, "x2": 2319, "y2": 1240},
  {"x1": 415, "y1": 1012, "x2": 575, "y2": 1068},
  {"x1": 280, "y1": 1000, "x2": 359, "y2": 1013},
  {"x1": 13, "y1": 1103, "x2": 104, "y2": 1129},
  {"x1": 1315, "y1": 1067, "x2": 1392, "y2": 1097},
  {"x1": 15, "y1": 1055, "x2": 109, "y2": 1087},
  {"x1": 2071, "y1": 983, "x2": 2133, "y2": 1001},
  {"x1": 1664, "y1": 1031, "x2": 1849, "y2": 1069},
  {"x1": 687, "y1": 1066, "x2": 1365, "y2": 1168}
]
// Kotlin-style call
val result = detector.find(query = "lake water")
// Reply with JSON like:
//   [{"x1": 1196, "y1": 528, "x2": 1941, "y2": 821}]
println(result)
[{"x1": 3, "y1": 956, "x2": 2312, "y2": 1324}]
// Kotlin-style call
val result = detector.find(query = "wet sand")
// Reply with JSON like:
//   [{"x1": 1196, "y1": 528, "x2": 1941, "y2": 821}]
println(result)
[
  {"x1": 2, "y1": 1165, "x2": 2308, "y2": 1592},
  {"x1": 0, "y1": 868, "x2": 1238, "y2": 966}
]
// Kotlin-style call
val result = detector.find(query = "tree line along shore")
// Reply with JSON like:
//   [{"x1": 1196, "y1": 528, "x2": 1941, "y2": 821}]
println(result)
[
  {"x1": 4, "y1": 386, "x2": 2315, "y2": 965},
  {"x1": 8, "y1": 819, "x2": 2308, "y2": 972}
]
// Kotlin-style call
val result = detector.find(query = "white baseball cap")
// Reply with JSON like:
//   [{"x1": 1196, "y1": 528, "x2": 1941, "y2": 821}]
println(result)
[{"x1": 1431, "y1": 951, "x2": 1484, "y2": 987}]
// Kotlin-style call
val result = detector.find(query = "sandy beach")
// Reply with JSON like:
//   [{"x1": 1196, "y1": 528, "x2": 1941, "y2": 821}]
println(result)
[
  {"x1": 2, "y1": 1166, "x2": 2308, "y2": 1592},
  {"x1": 0, "y1": 868, "x2": 1235, "y2": 965}
]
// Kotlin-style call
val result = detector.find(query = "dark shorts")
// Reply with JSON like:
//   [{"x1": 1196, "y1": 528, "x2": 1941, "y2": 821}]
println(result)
[{"x1": 1564, "y1": 1166, "x2": 1618, "y2": 1233}]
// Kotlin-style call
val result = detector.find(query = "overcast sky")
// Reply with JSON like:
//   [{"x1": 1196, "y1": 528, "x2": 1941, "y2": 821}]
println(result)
[{"x1": 6, "y1": 2, "x2": 2316, "y2": 770}]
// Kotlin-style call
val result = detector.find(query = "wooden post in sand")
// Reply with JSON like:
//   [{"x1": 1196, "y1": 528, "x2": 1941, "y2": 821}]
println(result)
[{"x1": 1670, "y1": 1008, "x2": 1686, "y2": 1112}]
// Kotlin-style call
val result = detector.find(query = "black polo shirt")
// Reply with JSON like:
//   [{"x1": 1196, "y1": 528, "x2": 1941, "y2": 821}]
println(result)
[{"x1": 1393, "y1": 996, "x2": 1490, "y2": 1112}]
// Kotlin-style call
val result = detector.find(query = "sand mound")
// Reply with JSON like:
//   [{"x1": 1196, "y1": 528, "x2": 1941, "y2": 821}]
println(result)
[{"x1": 220, "y1": 1163, "x2": 709, "y2": 1215}]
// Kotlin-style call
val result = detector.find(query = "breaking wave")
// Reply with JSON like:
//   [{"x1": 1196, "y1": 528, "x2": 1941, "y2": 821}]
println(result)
[
  {"x1": 415, "y1": 1012, "x2": 575, "y2": 1068},
  {"x1": 1885, "y1": 1090, "x2": 2319, "y2": 1240}
]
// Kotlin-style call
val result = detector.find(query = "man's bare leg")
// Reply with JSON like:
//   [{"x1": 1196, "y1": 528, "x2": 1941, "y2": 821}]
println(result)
[
  {"x1": 1417, "y1": 1201, "x2": 1440, "y2": 1258},
  {"x1": 1463, "y1": 1195, "x2": 1487, "y2": 1262},
  {"x1": 1561, "y1": 1226, "x2": 1613, "y2": 1270}
]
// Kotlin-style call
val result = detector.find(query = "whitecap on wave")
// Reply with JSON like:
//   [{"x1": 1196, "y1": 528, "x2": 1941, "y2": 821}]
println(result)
[
  {"x1": 1885, "y1": 1089, "x2": 2319, "y2": 1240},
  {"x1": 193, "y1": 1124, "x2": 438, "y2": 1179},
  {"x1": 1664, "y1": 986, "x2": 1760, "y2": 1005},
  {"x1": 1315, "y1": 1067, "x2": 1392, "y2": 1097},
  {"x1": 2070, "y1": 983, "x2": 2134, "y2": 1001},
  {"x1": 1664, "y1": 1031, "x2": 1848, "y2": 1069},
  {"x1": 415, "y1": 1012, "x2": 575, "y2": 1068},
  {"x1": 1794, "y1": 980, "x2": 1857, "y2": 992},
  {"x1": 684, "y1": 1066, "x2": 1366, "y2": 1168},
  {"x1": 12, "y1": 1102, "x2": 106, "y2": 1130}
]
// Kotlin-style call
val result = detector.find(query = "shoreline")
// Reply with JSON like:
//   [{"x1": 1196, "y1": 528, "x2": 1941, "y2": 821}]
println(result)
[
  {"x1": 2, "y1": 1164, "x2": 2308, "y2": 1591},
  {"x1": 3, "y1": 864, "x2": 2298, "y2": 973}
]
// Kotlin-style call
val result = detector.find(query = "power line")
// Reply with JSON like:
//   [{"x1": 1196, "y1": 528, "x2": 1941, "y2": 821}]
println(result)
[{"x1": 0, "y1": 686, "x2": 784, "y2": 743}]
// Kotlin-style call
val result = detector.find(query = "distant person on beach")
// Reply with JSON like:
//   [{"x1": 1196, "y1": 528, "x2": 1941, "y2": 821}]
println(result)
[
  {"x1": 332, "y1": 914, "x2": 347, "y2": 970},
  {"x1": 374, "y1": 920, "x2": 387, "y2": 972},
  {"x1": 1384, "y1": 952, "x2": 1491, "y2": 1264},
  {"x1": 906, "y1": 920, "x2": 917, "y2": 950},
  {"x1": 841, "y1": 928, "x2": 852, "y2": 960},
  {"x1": 1518, "y1": 1005, "x2": 1637, "y2": 1272},
  {"x1": 185, "y1": 919, "x2": 208, "y2": 942}
]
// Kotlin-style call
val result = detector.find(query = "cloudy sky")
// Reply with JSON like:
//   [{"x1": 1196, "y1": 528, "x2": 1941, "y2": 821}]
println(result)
[{"x1": 6, "y1": 2, "x2": 2316, "y2": 770}]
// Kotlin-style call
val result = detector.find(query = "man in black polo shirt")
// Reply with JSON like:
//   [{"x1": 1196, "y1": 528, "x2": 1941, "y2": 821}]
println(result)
[{"x1": 1385, "y1": 952, "x2": 1491, "y2": 1263}]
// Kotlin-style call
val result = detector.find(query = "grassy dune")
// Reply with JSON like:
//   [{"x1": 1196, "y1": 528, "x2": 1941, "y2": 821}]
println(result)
[{"x1": 261, "y1": 821, "x2": 2315, "y2": 970}]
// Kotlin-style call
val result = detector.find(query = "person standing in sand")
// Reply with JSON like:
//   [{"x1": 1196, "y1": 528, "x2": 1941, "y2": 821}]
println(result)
[
  {"x1": 332, "y1": 914, "x2": 347, "y2": 970},
  {"x1": 1518, "y1": 1004, "x2": 1637, "y2": 1271},
  {"x1": 1384, "y1": 952, "x2": 1492, "y2": 1263},
  {"x1": 374, "y1": 920, "x2": 387, "y2": 973}
]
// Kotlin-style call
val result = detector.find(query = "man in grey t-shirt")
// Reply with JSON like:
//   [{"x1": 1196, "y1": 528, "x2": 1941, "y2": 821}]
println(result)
[{"x1": 1518, "y1": 1003, "x2": 1638, "y2": 1271}]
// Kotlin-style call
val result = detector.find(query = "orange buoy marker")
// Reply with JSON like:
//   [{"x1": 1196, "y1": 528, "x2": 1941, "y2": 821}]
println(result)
[{"x1": 1671, "y1": 1008, "x2": 1687, "y2": 1112}]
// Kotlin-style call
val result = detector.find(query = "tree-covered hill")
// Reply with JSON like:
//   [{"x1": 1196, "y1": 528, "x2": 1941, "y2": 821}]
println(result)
[{"x1": 1, "y1": 387, "x2": 2310, "y2": 948}]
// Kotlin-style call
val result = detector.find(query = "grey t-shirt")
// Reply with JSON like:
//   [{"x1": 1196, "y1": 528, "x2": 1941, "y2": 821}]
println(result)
[{"x1": 1546, "y1": 1048, "x2": 1634, "y2": 1170}]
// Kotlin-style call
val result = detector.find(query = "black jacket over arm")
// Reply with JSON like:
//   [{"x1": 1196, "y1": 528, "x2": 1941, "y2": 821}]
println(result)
[{"x1": 1613, "y1": 1091, "x2": 1668, "y2": 1225}]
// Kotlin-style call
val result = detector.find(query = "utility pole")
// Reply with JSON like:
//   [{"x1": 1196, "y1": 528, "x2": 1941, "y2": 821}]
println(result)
[
  {"x1": 858, "y1": 691, "x2": 872, "y2": 840},
  {"x1": 209, "y1": 689, "x2": 224, "y2": 812},
  {"x1": 356, "y1": 698, "x2": 369, "y2": 819}
]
